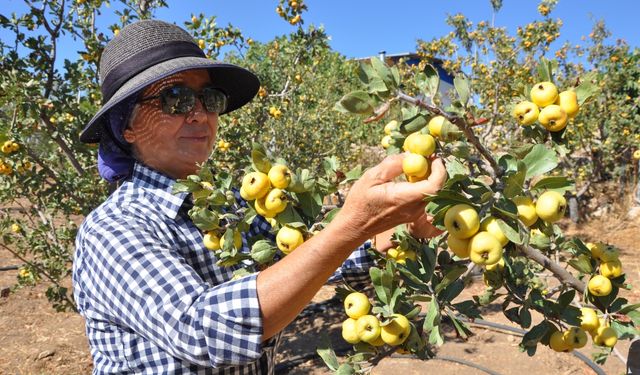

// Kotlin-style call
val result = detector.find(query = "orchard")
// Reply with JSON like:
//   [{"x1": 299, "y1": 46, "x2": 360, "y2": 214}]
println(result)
[{"x1": 1, "y1": 0, "x2": 639, "y2": 373}]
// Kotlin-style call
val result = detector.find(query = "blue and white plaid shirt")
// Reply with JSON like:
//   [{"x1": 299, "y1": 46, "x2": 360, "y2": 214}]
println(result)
[{"x1": 73, "y1": 162, "x2": 373, "y2": 374}]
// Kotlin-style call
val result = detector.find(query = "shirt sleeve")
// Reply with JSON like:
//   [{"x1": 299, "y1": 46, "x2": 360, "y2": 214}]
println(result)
[
  {"x1": 74, "y1": 216, "x2": 263, "y2": 368},
  {"x1": 327, "y1": 240, "x2": 375, "y2": 290}
]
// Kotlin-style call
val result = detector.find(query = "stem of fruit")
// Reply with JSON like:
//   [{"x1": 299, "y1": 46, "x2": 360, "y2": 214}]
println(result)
[
  {"x1": 395, "y1": 92, "x2": 501, "y2": 179},
  {"x1": 517, "y1": 244, "x2": 586, "y2": 294}
]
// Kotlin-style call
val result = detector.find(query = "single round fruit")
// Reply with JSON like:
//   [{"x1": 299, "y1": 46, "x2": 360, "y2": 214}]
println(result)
[
  {"x1": 513, "y1": 101, "x2": 540, "y2": 126},
  {"x1": 403, "y1": 132, "x2": 436, "y2": 157},
  {"x1": 341, "y1": 318, "x2": 360, "y2": 344},
  {"x1": 444, "y1": 204, "x2": 480, "y2": 239},
  {"x1": 255, "y1": 197, "x2": 277, "y2": 218},
  {"x1": 384, "y1": 120, "x2": 399, "y2": 135},
  {"x1": 428, "y1": 115, "x2": 449, "y2": 138},
  {"x1": 380, "y1": 314, "x2": 411, "y2": 346},
  {"x1": 203, "y1": 232, "x2": 221, "y2": 250},
  {"x1": 556, "y1": 90, "x2": 579, "y2": 118},
  {"x1": 530, "y1": 81, "x2": 559, "y2": 107},
  {"x1": 549, "y1": 330, "x2": 572, "y2": 352},
  {"x1": 267, "y1": 164, "x2": 291, "y2": 189},
  {"x1": 634, "y1": 150, "x2": 640, "y2": 160},
  {"x1": 535, "y1": 191, "x2": 566, "y2": 223},
  {"x1": 381, "y1": 135, "x2": 392, "y2": 149},
  {"x1": 594, "y1": 326, "x2": 617, "y2": 347},
  {"x1": 264, "y1": 188, "x2": 288, "y2": 214},
  {"x1": 600, "y1": 259, "x2": 623, "y2": 279},
  {"x1": 447, "y1": 235, "x2": 470, "y2": 258},
  {"x1": 563, "y1": 327, "x2": 588, "y2": 349},
  {"x1": 538, "y1": 104, "x2": 568, "y2": 132},
  {"x1": 481, "y1": 217, "x2": 509, "y2": 247},
  {"x1": 586, "y1": 242, "x2": 605, "y2": 260},
  {"x1": 356, "y1": 315, "x2": 381, "y2": 344},
  {"x1": 588, "y1": 275, "x2": 612, "y2": 297},
  {"x1": 241, "y1": 172, "x2": 271, "y2": 200},
  {"x1": 468, "y1": 231, "x2": 503, "y2": 266},
  {"x1": 402, "y1": 153, "x2": 429, "y2": 179},
  {"x1": 276, "y1": 226, "x2": 304, "y2": 254},
  {"x1": 579, "y1": 307, "x2": 600, "y2": 332},
  {"x1": 344, "y1": 292, "x2": 371, "y2": 319},
  {"x1": 513, "y1": 196, "x2": 538, "y2": 227}
]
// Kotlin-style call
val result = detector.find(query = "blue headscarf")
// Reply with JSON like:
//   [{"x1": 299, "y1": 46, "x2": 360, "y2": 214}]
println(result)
[{"x1": 97, "y1": 97, "x2": 137, "y2": 183}]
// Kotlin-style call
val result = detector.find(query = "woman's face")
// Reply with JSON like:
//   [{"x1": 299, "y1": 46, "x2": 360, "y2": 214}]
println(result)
[{"x1": 124, "y1": 69, "x2": 219, "y2": 179}]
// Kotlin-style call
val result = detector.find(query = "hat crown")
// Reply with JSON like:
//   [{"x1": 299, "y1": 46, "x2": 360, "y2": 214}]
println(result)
[{"x1": 99, "y1": 20, "x2": 203, "y2": 101}]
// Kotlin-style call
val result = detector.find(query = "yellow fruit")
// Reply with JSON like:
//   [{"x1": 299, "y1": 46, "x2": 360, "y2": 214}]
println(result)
[
  {"x1": 530, "y1": 81, "x2": 559, "y2": 107},
  {"x1": 481, "y1": 217, "x2": 509, "y2": 247},
  {"x1": 267, "y1": 164, "x2": 291, "y2": 189},
  {"x1": 549, "y1": 330, "x2": 572, "y2": 352},
  {"x1": 403, "y1": 133, "x2": 436, "y2": 157},
  {"x1": 276, "y1": 226, "x2": 304, "y2": 254},
  {"x1": 513, "y1": 101, "x2": 540, "y2": 126},
  {"x1": 634, "y1": 150, "x2": 640, "y2": 160},
  {"x1": 428, "y1": 115, "x2": 449, "y2": 138},
  {"x1": 203, "y1": 232, "x2": 221, "y2": 250},
  {"x1": 586, "y1": 242, "x2": 605, "y2": 260},
  {"x1": 344, "y1": 292, "x2": 370, "y2": 319},
  {"x1": 556, "y1": 90, "x2": 579, "y2": 118},
  {"x1": 342, "y1": 318, "x2": 361, "y2": 344},
  {"x1": 380, "y1": 314, "x2": 411, "y2": 346},
  {"x1": 535, "y1": 191, "x2": 566, "y2": 223},
  {"x1": 447, "y1": 235, "x2": 470, "y2": 258},
  {"x1": 588, "y1": 275, "x2": 612, "y2": 296},
  {"x1": 579, "y1": 307, "x2": 600, "y2": 332},
  {"x1": 538, "y1": 105, "x2": 568, "y2": 132},
  {"x1": 593, "y1": 326, "x2": 617, "y2": 347},
  {"x1": 241, "y1": 172, "x2": 271, "y2": 200},
  {"x1": 444, "y1": 204, "x2": 480, "y2": 239},
  {"x1": 384, "y1": 120, "x2": 399, "y2": 135},
  {"x1": 468, "y1": 231, "x2": 503, "y2": 266},
  {"x1": 485, "y1": 257, "x2": 505, "y2": 272},
  {"x1": 220, "y1": 231, "x2": 242, "y2": 250},
  {"x1": 402, "y1": 153, "x2": 429, "y2": 179},
  {"x1": 563, "y1": 327, "x2": 588, "y2": 349},
  {"x1": 600, "y1": 259, "x2": 622, "y2": 278},
  {"x1": 356, "y1": 315, "x2": 381, "y2": 344},
  {"x1": 255, "y1": 197, "x2": 277, "y2": 218},
  {"x1": 11, "y1": 224, "x2": 21, "y2": 233},
  {"x1": 369, "y1": 335, "x2": 386, "y2": 347},
  {"x1": 513, "y1": 196, "x2": 538, "y2": 227},
  {"x1": 381, "y1": 135, "x2": 391, "y2": 149},
  {"x1": 264, "y1": 188, "x2": 288, "y2": 214}
]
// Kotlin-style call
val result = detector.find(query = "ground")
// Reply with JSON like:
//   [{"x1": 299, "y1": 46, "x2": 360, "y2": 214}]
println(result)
[{"x1": 1, "y1": 216, "x2": 638, "y2": 374}]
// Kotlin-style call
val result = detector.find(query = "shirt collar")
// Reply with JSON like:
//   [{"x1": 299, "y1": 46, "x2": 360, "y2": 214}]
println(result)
[{"x1": 130, "y1": 162, "x2": 190, "y2": 219}]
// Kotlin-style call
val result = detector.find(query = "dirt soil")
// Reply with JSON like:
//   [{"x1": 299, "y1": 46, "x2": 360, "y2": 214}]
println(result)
[{"x1": 1, "y1": 216, "x2": 638, "y2": 375}]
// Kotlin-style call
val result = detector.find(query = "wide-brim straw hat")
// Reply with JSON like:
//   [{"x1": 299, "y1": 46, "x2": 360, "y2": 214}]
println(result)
[{"x1": 80, "y1": 19, "x2": 259, "y2": 143}]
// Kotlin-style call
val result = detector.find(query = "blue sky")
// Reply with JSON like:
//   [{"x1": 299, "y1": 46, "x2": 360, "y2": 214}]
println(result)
[{"x1": 1, "y1": 0, "x2": 638, "y2": 62}]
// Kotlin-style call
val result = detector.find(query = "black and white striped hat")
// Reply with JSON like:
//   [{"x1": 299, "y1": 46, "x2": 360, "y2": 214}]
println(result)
[{"x1": 80, "y1": 19, "x2": 259, "y2": 143}]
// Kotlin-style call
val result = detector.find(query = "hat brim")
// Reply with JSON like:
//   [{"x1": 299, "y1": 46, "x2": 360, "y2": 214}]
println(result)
[{"x1": 80, "y1": 56, "x2": 259, "y2": 143}]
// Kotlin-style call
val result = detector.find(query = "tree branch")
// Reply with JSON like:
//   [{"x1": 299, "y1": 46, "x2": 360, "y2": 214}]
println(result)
[{"x1": 518, "y1": 244, "x2": 586, "y2": 294}]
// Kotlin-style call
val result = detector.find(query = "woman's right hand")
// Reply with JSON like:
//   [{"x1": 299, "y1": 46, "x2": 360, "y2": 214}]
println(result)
[{"x1": 336, "y1": 154, "x2": 447, "y2": 243}]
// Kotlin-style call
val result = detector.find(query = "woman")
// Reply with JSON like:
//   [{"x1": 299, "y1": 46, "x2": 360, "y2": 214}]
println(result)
[{"x1": 73, "y1": 19, "x2": 446, "y2": 374}]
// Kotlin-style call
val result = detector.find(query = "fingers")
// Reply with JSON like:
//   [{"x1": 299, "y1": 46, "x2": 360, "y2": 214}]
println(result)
[
  {"x1": 363, "y1": 153, "x2": 404, "y2": 183},
  {"x1": 416, "y1": 158, "x2": 447, "y2": 195}
]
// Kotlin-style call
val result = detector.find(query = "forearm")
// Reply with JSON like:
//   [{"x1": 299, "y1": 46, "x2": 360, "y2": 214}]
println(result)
[{"x1": 257, "y1": 212, "x2": 369, "y2": 340}]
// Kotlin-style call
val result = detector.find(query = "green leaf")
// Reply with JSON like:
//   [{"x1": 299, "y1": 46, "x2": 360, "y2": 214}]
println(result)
[
  {"x1": 251, "y1": 143, "x2": 272, "y2": 174},
  {"x1": 343, "y1": 165, "x2": 363, "y2": 183},
  {"x1": 323, "y1": 208, "x2": 341, "y2": 224},
  {"x1": 445, "y1": 158, "x2": 469, "y2": 178},
  {"x1": 575, "y1": 71, "x2": 599, "y2": 106},
  {"x1": 435, "y1": 265, "x2": 466, "y2": 294},
  {"x1": 370, "y1": 267, "x2": 392, "y2": 304},
  {"x1": 370, "y1": 56, "x2": 396, "y2": 92},
  {"x1": 616, "y1": 303, "x2": 640, "y2": 315},
  {"x1": 522, "y1": 144, "x2": 558, "y2": 179},
  {"x1": 336, "y1": 364, "x2": 356, "y2": 375},
  {"x1": 520, "y1": 320, "x2": 551, "y2": 349},
  {"x1": 402, "y1": 114, "x2": 428, "y2": 133},
  {"x1": 250, "y1": 240, "x2": 277, "y2": 264},
  {"x1": 190, "y1": 208, "x2": 220, "y2": 231},
  {"x1": 536, "y1": 57, "x2": 553, "y2": 83},
  {"x1": 172, "y1": 180, "x2": 201, "y2": 194},
  {"x1": 496, "y1": 218, "x2": 522, "y2": 244},
  {"x1": 316, "y1": 334, "x2": 339, "y2": 371},
  {"x1": 275, "y1": 204, "x2": 304, "y2": 225},
  {"x1": 567, "y1": 254, "x2": 593, "y2": 274},
  {"x1": 297, "y1": 192, "x2": 322, "y2": 220},
  {"x1": 453, "y1": 75, "x2": 470, "y2": 107},
  {"x1": 492, "y1": 198, "x2": 519, "y2": 219},
  {"x1": 416, "y1": 63, "x2": 440, "y2": 99},
  {"x1": 335, "y1": 91, "x2": 375, "y2": 114},
  {"x1": 440, "y1": 279, "x2": 464, "y2": 303},
  {"x1": 530, "y1": 176, "x2": 575, "y2": 193}
]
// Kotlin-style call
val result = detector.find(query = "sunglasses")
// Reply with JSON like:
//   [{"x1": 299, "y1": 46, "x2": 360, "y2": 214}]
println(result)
[{"x1": 138, "y1": 85, "x2": 228, "y2": 115}]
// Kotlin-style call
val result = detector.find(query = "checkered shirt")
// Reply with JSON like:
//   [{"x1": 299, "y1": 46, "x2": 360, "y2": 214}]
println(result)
[{"x1": 72, "y1": 162, "x2": 373, "y2": 374}]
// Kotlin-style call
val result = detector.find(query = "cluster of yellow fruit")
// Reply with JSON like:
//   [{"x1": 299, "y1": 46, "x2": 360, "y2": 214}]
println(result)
[
  {"x1": 380, "y1": 116, "x2": 451, "y2": 150},
  {"x1": 444, "y1": 204, "x2": 505, "y2": 266},
  {"x1": 217, "y1": 139, "x2": 231, "y2": 152},
  {"x1": 386, "y1": 246, "x2": 416, "y2": 265},
  {"x1": 402, "y1": 131, "x2": 436, "y2": 182},
  {"x1": 586, "y1": 242, "x2": 623, "y2": 297},
  {"x1": 268, "y1": 106, "x2": 282, "y2": 119},
  {"x1": 513, "y1": 81, "x2": 579, "y2": 132},
  {"x1": 548, "y1": 307, "x2": 617, "y2": 352},
  {"x1": 239, "y1": 164, "x2": 305, "y2": 254},
  {"x1": 49, "y1": 112, "x2": 76, "y2": 125},
  {"x1": 445, "y1": 192, "x2": 567, "y2": 266},
  {"x1": 1, "y1": 140, "x2": 19, "y2": 154},
  {"x1": 341, "y1": 292, "x2": 412, "y2": 347}
]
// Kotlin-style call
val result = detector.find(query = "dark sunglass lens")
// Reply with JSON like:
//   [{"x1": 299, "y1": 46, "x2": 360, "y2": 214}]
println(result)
[
  {"x1": 202, "y1": 88, "x2": 228, "y2": 113},
  {"x1": 162, "y1": 86, "x2": 195, "y2": 114}
]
